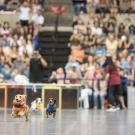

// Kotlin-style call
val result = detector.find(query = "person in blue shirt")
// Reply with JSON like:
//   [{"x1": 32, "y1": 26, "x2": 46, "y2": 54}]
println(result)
[
  {"x1": 120, "y1": 59, "x2": 131, "y2": 75},
  {"x1": 120, "y1": 68, "x2": 128, "y2": 108},
  {"x1": 93, "y1": 44, "x2": 106, "y2": 57},
  {"x1": 1, "y1": 63, "x2": 14, "y2": 81}
]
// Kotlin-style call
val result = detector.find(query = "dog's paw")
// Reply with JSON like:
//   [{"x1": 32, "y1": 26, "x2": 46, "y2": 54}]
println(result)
[{"x1": 11, "y1": 113, "x2": 16, "y2": 118}]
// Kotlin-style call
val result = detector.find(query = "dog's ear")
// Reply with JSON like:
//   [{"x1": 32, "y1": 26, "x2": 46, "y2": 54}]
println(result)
[
  {"x1": 54, "y1": 99, "x2": 56, "y2": 103},
  {"x1": 15, "y1": 95, "x2": 18, "y2": 98},
  {"x1": 22, "y1": 95, "x2": 27, "y2": 100}
]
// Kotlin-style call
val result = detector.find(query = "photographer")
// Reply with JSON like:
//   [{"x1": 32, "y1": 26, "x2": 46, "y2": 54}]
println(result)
[{"x1": 29, "y1": 51, "x2": 48, "y2": 83}]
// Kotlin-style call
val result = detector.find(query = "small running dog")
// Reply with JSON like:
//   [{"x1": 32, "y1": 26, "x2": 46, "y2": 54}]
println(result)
[
  {"x1": 31, "y1": 98, "x2": 43, "y2": 112},
  {"x1": 12, "y1": 94, "x2": 29, "y2": 121},
  {"x1": 46, "y1": 98, "x2": 56, "y2": 118}
]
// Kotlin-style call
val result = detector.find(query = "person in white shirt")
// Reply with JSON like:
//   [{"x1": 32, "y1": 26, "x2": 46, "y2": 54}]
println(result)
[
  {"x1": 26, "y1": 34, "x2": 34, "y2": 57},
  {"x1": 13, "y1": 69, "x2": 29, "y2": 84},
  {"x1": 31, "y1": 9, "x2": 44, "y2": 27},
  {"x1": 19, "y1": 2, "x2": 30, "y2": 27},
  {"x1": 91, "y1": 21, "x2": 103, "y2": 37}
]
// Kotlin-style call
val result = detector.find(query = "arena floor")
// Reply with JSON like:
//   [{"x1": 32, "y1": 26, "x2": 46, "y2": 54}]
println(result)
[{"x1": 0, "y1": 87, "x2": 135, "y2": 135}]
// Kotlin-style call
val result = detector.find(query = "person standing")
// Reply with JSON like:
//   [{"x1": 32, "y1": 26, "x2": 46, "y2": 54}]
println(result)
[
  {"x1": 19, "y1": 1, "x2": 30, "y2": 27},
  {"x1": 103, "y1": 56, "x2": 126, "y2": 111},
  {"x1": 29, "y1": 51, "x2": 48, "y2": 83}
]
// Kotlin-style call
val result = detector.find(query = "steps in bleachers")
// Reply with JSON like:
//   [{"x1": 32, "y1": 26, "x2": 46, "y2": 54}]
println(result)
[{"x1": 39, "y1": 31, "x2": 71, "y2": 81}]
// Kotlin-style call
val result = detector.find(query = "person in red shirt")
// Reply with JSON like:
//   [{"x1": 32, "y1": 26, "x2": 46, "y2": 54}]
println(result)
[{"x1": 104, "y1": 56, "x2": 126, "y2": 110}]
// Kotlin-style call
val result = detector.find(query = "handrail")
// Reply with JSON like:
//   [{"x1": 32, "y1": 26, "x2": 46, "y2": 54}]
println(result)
[{"x1": 0, "y1": 83, "x2": 81, "y2": 87}]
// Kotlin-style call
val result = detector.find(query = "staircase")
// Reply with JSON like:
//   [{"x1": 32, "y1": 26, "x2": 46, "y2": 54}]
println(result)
[{"x1": 39, "y1": 31, "x2": 71, "y2": 82}]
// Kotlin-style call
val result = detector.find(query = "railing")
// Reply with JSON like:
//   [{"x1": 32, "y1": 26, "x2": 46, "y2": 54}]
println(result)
[{"x1": 0, "y1": 83, "x2": 81, "y2": 109}]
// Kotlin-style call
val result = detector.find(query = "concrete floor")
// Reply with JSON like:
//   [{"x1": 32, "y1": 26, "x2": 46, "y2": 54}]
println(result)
[{"x1": 0, "y1": 87, "x2": 135, "y2": 135}]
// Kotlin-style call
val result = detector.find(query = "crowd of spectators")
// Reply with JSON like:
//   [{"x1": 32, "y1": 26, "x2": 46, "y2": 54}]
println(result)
[
  {"x1": 0, "y1": 0, "x2": 44, "y2": 11},
  {"x1": 0, "y1": 1, "x2": 45, "y2": 83},
  {"x1": 72, "y1": 0, "x2": 135, "y2": 15},
  {"x1": 50, "y1": 13, "x2": 135, "y2": 85},
  {"x1": 49, "y1": 2, "x2": 135, "y2": 109}
]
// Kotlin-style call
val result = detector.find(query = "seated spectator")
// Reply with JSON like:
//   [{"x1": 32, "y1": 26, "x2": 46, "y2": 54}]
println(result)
[
  {"x1": 13, "y1": 55, "x2": 29, "y2": 77},
  {"x1": 71, "y1": 44, "x2": 85, "y2": 63},
  {"x1": 129, "y1": 25, "x2": 135, "y2": 36},
  {"x1": 105, "y1": 32, "x2": 118, "y2": 58},
  {"x1": 92, "y1": 40, "x2": 106, "y2": 57},
  {"x1": 123, "y1": 18, "x2": 131, "y2": 34},
  {"x1": 18, "y1": 37, "x2": 26, "y2": 57},
  {"x1": 49, "y1": 71, "x2": 57, "y2": 83},
  {"x1": 72, "y1": 0, "x2": 87, "y2": 15},
  {"x1": 12, "y1": 69, "x2": 29, "y2": 84},
  {"x1": 118, "y1": 35, "x2": 130, "y2": 52},
  {"x1": 31, "y1": 9, "x2": 44, "y2": 27},
  {"x1": 70, "y1": 29, "x2": 81, "y2": 43},
  {"x1": 13, "y1": 22, "x2": 22, "y2": 35},
  {"x1": 7, "y1": 33, "x2": 14, "y2": 47},
  {"x1": 1, "y1": 21, "x2": 11, "y2": 35},
  {"x1": 56, "y1": 68, "x2": 65, "y2": 84},
  {"x1": 91, "y1": 20, "x2": 103, "y2": 37},
  {"x1": 31, "y1": 1, "x2": 42, "y2": 14},
  {"x1": 65, "y1": 67, "x2": 81, "y2": 84},
  {"x1": 10, "y1": 43, "x2": 18, "y2": 62},
  {"x1": 118, "y1": 23, "x2": 126, "y2": 38},
  {"x1": 1, "y1": 63, "x2": 14, "y2": 81},
  {"x1": 120, "y1": 57, "x2": 131, "y2": 75},
  {"x1": 65, "y1": 55, "x2": 80, "y2": 72},
  {"x1": 2, "y1": 42, "x2": 11, "y2": 56},
  {"x1": 74, "y1": 19, "x2": 87, "y2": 35},
  {"x1": 26, "y1": 34, "x2": 34, "y2": 57},
  {"x1": 84, "y1": 55, "x2": 96, "y2": 86}
]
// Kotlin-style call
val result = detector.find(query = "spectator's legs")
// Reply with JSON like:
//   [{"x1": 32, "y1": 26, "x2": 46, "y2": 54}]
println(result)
[
  {"x1": 116, "y1": 85, "x2": 126, "y2": 109},
  {"x1": 79, "y1": 89, "x2": 89, "y2": 109},
  {"x1": 89, "y1": 90, "x2": 95, "y2": 109},
  {"x1": 93, "y1": 92, "x2": 97, "y2": 108},
  {"x1": 108, "y1": 85, "x2": 116, "y2": 106},
  {"x1": 83, "y1": 96, "x2": 89, "y2": 109},
  {"x1": 119, "y1": 96, "x2": 126, "y2": 109},
  {"x1": 100, "y1": 93, "x2": 105, "y2": 109},
  {"x1": 123, "y1": 85, "x2": 128, "y2": 108}
]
